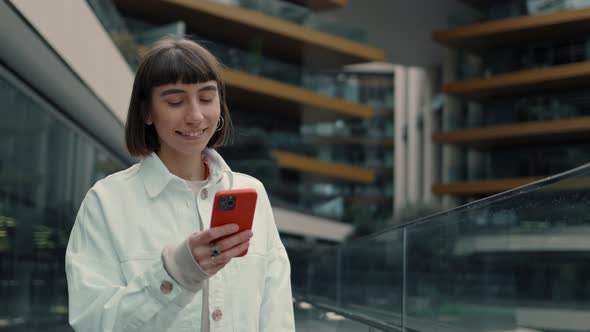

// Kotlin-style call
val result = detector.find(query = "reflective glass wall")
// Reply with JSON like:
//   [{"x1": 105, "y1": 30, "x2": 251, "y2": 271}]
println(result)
[{"x1": 0, "y1": 68, "x2": 124, "y2": 330}]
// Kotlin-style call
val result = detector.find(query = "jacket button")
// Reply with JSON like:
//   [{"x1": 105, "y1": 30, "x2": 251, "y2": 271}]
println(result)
[
  {"x1": 201, "y1": 188, "x2": 208, "y2": 200},
  {"x1": 211, "y1": 308, "x2": 223, "y2": 321},
  {"x1": 160, "y1": 281, "x2": 173, "y2": 295}
]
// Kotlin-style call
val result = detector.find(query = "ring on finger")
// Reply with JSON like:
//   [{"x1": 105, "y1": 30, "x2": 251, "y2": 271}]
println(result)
[{"x1": 210, "y1": 243, "x2": 221, "y2": 257}]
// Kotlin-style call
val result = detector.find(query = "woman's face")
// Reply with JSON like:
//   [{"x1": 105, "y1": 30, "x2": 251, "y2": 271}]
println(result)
[{"x1": 147, "y1": 80, "x2": 221, "y2": 158}]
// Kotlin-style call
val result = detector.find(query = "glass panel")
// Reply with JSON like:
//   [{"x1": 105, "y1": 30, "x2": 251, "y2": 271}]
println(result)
[
  {"x1": 449, "y1": 0, "x2": 590, "y2": 26},
  {"x1": 452, "y1": 90, "x2": 590, "y2": 130},
  {"x1": 456, "y1": 38, "x2": 590, "y2": 80},
  {"x1": 294, "y1": 297, "x2": 384, "y2": 332},
  {"x1": 0, "y1": 69, "x2": 124, "y2": 329},
  {"x1": 405, "y1": 164, "x2": 590, "y2": 332},
  {"x1": 307, "y1": 245, "x2": 340, "y2": 303},
  {"x1": 210, "y1": 0, "x2": 368, "y2": 44},
  {"x1": 455, "y1": 143, "x2": 590, "y2": 182},
  {"x1": 339, "y1": 229, "x2": 404, "y2": 328}
]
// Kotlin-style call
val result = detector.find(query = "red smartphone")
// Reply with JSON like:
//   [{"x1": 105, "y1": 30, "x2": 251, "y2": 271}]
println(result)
[{"x1": 210, "y1": 188, "x2": 257, "y2": 257}]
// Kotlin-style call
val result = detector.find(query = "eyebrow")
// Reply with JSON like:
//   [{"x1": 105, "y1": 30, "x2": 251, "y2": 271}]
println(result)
[{"x1": 159, "y1": 85, "x2": 218, "y2": 97}]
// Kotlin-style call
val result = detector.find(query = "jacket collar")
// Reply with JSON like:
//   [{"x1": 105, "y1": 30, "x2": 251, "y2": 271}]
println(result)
[{"x1": 140, "y1": 148, "x2": 233, "y2": 198}]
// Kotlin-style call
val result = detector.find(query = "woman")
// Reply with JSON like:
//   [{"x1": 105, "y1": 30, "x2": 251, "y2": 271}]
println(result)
[{"x1": 65, "y1": 38, "x2": 295, "y2": 331}]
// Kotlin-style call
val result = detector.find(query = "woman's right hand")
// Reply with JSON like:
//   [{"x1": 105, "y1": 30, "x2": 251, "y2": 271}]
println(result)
[{"x1": 189, "y1": 224, "x2": 252, "y2": 275}]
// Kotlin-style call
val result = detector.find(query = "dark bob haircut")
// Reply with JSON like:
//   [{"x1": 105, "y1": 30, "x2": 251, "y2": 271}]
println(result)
[{"x1": 125, "y1": 38, "x2": 232, "y2": 157}]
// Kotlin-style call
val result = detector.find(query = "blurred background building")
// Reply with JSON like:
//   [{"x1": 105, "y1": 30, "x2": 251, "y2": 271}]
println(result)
[{"x1": 1, "y1": 0, "x2": 590, "y2": 331}]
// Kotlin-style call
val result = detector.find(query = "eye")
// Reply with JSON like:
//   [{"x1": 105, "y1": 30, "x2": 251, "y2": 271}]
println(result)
[
  {"x1": 167, "y1": 100, "x2": 183, "y2": 106},
  {"x1": 200, "y1": 98, "x2": 214, "y2": 104}
]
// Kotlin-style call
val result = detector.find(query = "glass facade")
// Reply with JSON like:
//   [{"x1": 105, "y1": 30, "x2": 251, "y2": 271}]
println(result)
[{"x1": 0, "y1": 68, "x2": 124, "y2": 330}]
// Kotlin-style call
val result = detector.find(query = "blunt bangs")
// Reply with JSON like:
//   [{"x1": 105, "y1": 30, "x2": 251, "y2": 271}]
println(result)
[{"x1": 139, "y1": 40, "x2": 223, "y2": 101}]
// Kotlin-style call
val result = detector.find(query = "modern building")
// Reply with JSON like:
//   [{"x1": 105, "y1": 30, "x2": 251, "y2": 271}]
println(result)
[
  {"x1": 2, "y1": 0, "x2": 590, "y2": 331},
  {"x1": 0, "y1": 0, "x2": 394, "y2": 329}
]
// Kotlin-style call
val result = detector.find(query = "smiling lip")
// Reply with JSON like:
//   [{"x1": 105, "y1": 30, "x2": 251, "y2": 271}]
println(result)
[{"x1": 177, "y1": 129, "x2": 207, "y2": 140}]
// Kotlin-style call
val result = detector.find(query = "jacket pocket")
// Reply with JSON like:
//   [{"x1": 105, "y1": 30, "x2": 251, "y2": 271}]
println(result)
[
  {"x1": 229, "y1": 254, "x2": 267, "y2": 331},
  {"x1": 119, "y1": 253, "x2": 160, "y2": 282}
]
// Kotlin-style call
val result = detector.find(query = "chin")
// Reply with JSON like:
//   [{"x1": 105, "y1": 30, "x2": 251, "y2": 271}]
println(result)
[{"x1": 181, "y1": 145, "x2": 208, "y2": 156}]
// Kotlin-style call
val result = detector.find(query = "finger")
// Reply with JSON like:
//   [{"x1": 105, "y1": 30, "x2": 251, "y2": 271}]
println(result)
[
  {"x1": 214, "y1": 240, "x2": 251, "y2": 263},
  {"x1": 189, "y1": 224, "x2": 239, "y2": 247},
  {"x1": 206, "y1": 223, "x2": 240, "y2": 242},
  {"x1": 191, "y1": 245, "x2": 212, "y2": 264},
  {"x1": 214, "y1": 230, "x2": 253, "y2": 252},
  {"x1": 200, "y1": 240, "x2": 251, "y2": 274},
  {"x1": 201, "y1": 256, "x2": 229, "y2": 275},
  {"x1": 191, "y1": 230, "x2": 250, "y2": 263}
]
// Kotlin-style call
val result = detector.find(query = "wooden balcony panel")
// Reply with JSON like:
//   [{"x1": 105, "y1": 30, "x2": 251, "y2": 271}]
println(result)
[
  {"x1": 432, "y1": 177, "x2": 544, "y2": 195},
  {"x1": 114, "y1": 0, "x2": 384, "y2": 67},
  {"x1": 272, "y1": 150, "x2": 376, "y2": 183},
  {"x1": 433, "y1": 8, "x2": 590, "y2": 53},
  {"x1": 432, "y1": 117, "x2": 590, "y2": 148},
  {"x1": 441, "y1": 62, "x2": 590, "y2": 100},
  {"x1": 541, "y1": 176, "x2": 590, "y2": 191},
  {"x1": 222, "y1": 68, "x2": 372, "y2": 119}
]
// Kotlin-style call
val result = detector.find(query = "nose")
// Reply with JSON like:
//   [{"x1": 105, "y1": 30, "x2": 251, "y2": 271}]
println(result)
[{"x1": 185, "y1": 99, "x2": 205, "y2": 124}]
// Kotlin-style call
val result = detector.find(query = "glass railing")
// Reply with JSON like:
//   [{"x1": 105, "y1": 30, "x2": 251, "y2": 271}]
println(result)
[
  {"x1": 268, "y1": 178, "x2": 393, "y2": 224},
  {"x1": 445, "y1": 142, "x2": 590, "y2": 182},
  {"x1": 229, "y1": 111, "x2": 394, "y2": 168},
  {"x1": 456, "y1": 38, "x2": 590, "y2": 81},
  {"x1": 449, "y1": 0, "x2": 590, "y2": 26},
  {"x1": 295, "y1": 161, "x2": 590, "y2": 332},
  {"x1": 294, "y1": 296, "x2": 393, "y2": 332},
  {"x1": 301, "y1": 117, "x2": 394, "y2": 140},
  {"x1": 210, "y1": 0, "x2": 368, "y2": 44},
  {"x1": 446, "y1": 90, "x2": 590, "y2": 130}
]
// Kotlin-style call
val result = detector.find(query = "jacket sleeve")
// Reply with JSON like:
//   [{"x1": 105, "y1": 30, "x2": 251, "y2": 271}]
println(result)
[
  {"x1": 258, "y1": 186, "x2": 296, "y2": 331},
  {"x1": 65, "y1": 189, "x2": 198, "y2": 332}
]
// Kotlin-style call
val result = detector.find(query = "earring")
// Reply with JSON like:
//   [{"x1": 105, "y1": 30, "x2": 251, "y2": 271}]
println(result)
[{"x1": 215, "y1": 116, "x2": 225, "y2": 132}]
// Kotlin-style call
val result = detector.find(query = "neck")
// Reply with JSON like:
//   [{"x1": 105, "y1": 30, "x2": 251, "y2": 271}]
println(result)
[{"x1": 157, "y1": 148, "x2": 205, "y2": 181}]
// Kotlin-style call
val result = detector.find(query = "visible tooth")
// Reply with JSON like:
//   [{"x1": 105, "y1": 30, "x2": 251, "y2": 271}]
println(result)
[{"x1": 181, "y1": 129, "x2": 205, "y2": 136}]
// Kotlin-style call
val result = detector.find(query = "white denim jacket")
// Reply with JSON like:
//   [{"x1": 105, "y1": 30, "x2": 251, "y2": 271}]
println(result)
[{"x1": 65, "y1": 149, "x2": 295, "y2": 332}]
